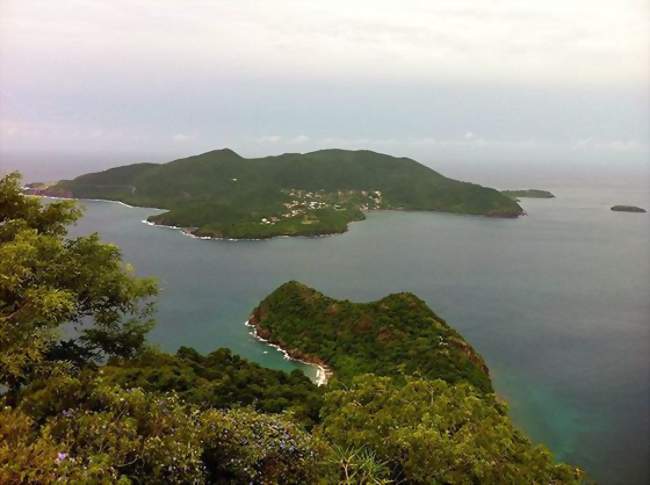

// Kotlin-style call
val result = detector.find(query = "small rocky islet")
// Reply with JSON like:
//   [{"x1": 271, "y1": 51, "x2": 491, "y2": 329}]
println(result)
[{"x1": 610, "y1": 205, "x2": 646, "y2": 213}]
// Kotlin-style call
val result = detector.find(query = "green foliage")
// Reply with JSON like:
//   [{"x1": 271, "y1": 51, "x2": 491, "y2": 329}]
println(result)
[
  {"x1": 251, "y1": 281, "x2": 492, "y2": 392},
  {"x1": 201, "y1": 407, "x2": 324, "y2": 484},
  {"x1": 102, "y1": 347, "x2": 323, "y2": 426},
  {"x1": 326, "y1": 446, "x2": 393, "y2": 485},
  {"x1": 1, "y1": 172, "x2": 82, "y2": 239},
  {"x1": 502, "y1": 189, "x2": 555, "y2": 199},
  {"x1": 50, "y1": 148, "x2": 523, "y2": 238},
  {"x1": 0, "y1": 172, "x2": 157, "y2": 395},
  {"x1": 3, "y1": 379, "x2": 325, "y2": 484},
  {"x1": 319, "y1": 374, "x2": 584, "y2": 484},
  {"x1": 2, "y1": 383, "x2": 205, "y2": 483}
]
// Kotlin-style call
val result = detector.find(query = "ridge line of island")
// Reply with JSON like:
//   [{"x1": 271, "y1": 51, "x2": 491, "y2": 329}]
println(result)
[{"x1": 22, "y1": 148, "x2": 528, "y2": 239}]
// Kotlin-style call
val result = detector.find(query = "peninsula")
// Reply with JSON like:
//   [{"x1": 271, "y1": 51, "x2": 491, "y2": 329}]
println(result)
[
  {"x1": 249, "y1": 281, "x2": 492, "y2": 392},
  {"x1": 243, "y1": 281, "x2": 582, "y2": 482},
  {"x1": 502, "y1": 189, "x2": 555, "y2": 199},
  {"x1": 32, "y1": 148, "x2": 523, "y2": 239}
]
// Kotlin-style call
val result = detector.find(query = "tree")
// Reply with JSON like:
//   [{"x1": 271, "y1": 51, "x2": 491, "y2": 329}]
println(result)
[
  {"x1": 320, "y1": 374, "x2": 584, "y2": 484},
  {"x1": 2, "y1": 376, "x2": 327, "y2": 484},
  {"x1": 0, "y1": 172, "x2": 157, "y2": 397}
]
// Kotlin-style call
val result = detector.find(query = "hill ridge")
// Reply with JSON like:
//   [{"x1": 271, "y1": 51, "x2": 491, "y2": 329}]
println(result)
[{"x1": 36, "y1": 148, "x2": 523, "y2": 239}]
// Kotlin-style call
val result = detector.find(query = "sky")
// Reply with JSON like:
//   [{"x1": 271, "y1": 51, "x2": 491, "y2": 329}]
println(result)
[{"x1": 0, "y1": 0, "x2": 648, "y2": 180}]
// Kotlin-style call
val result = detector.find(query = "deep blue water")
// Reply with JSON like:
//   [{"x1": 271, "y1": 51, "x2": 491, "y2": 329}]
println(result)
[{"x1": 66, "y1": 186, "x2": 649, "y2": 484}]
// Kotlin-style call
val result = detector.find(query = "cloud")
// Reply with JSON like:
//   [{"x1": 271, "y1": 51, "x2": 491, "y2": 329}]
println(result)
[
  {"x1": 172, "y1": 133, "x2": 196, "y2": 143},
  {"x1": 572, "y1": 138, "x2": 647, "y2": 153},
  {"x1": 255, "y1": 135, "x2": 310, "y2": 145},
  {"x1": 0, "y1": 0, "x2": 647, "y2": 86},
  {"x1": 0, "y1": 1, "x2": 647, "y2": 162},
  {"x1": 256, "y1": 135, "x2": 282, "y2": 144},
  {"x1": 288, "y1": 135, "x2": 310, "y2": 144}
]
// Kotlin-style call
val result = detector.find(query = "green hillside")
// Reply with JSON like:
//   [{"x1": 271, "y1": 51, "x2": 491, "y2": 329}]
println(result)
[
  {"x1": 249, "y1": 281, "x2": 493, "y2": 392},
  {"x1": 502, "y1": 189, "x2": 555, "y2": 199},
  {"x1": 46, "y1": 148, "x2": 523, "y2": 238}
]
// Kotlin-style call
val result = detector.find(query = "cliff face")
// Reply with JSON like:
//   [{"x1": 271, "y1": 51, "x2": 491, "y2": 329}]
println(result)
[{"x1": 249, "y1": 281, "x2": 493, "y2": 393}]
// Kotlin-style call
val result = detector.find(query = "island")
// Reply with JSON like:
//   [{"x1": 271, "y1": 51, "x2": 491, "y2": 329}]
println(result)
[
  {"x1": 502, "y1": 189, "x2": 555, "y2": 199},
  {"x1": 29, "y1": 148, "x2": 523, "y2": 239},
  {"x1": 611, "y1": 205, "x2": 646, "y2": 213}
]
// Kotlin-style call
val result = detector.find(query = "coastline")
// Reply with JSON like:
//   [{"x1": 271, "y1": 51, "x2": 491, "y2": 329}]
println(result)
[
  {"x1": 28, "y1": 194, "x2": 164, "y2": 211},
  {"x1": 30, "y1": 193, "x2": 351, "y2": 241},
  {"x1": 244, "y1": 319, "x2": 333, "y2": 386},
  {"x1": 139, "y1": 207, "x2": 523, "y2": 242},
  {"x1": 141, "y1": 218, "x2": 349, "y2": 242},
  {"x1": 33, "y1": 194, "x2": 522, "y2": 241}
]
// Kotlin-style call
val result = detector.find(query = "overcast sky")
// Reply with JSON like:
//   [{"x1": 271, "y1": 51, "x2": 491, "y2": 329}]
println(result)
[{"x1": 0, "y1": 0, "x2": 648, "y2": 175}]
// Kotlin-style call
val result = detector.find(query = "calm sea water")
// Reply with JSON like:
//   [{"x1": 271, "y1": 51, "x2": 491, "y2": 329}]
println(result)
[{"x1": 65, "y1": 185, "x2": 649, "y2": 484}]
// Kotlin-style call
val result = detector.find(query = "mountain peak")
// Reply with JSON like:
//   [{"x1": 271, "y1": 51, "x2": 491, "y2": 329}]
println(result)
[{"x1": 201, "y1": 148, "x2": 242, "y2": 158}]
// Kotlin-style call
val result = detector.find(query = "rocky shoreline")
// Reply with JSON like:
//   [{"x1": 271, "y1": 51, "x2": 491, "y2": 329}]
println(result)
[{"x1": 245, "y1": 317, "x2": 333, "y2": 386}]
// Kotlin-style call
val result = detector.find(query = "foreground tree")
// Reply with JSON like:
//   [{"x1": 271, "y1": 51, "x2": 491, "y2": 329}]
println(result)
[
  {"x1": 320, "y1": 374, "x2": 584, "y2": 484},
  {"x1": 2, "y1": 379, "x2": 325, "y2": 484},
  {"x1": 0, "y1": 172, "x2": 157, "y2": 396}
]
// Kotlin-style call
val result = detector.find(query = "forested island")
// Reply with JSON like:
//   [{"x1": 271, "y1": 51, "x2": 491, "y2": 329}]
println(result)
[
  {"x1": 28, "y1": 148, "x2": 523, "y2": 239},
  {"x1": 2, "y1": 172, "x2": 583, "y2": 483},
  {"x1": 502, "y1": 189, "x2": 555, "y2": 199},
  {"x1": 610, "y1": 205, "x2": 646, "y2": 213},
  {"x1": 249, "y1": 281, "x2": 492, "y2": 392}
]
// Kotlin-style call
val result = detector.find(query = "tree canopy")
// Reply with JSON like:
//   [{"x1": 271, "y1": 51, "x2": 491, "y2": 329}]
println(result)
[
  {"x1": 0, "y1": 172, "x2": 157, "y2": 397},
  {"x1": 320, "y1": 374, "x2": 583, "y2": 484}
]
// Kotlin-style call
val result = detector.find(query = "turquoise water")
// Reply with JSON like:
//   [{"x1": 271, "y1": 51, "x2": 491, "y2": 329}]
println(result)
[{"x1": 68, "y1": 188, "x2": 649, "y2": 484}]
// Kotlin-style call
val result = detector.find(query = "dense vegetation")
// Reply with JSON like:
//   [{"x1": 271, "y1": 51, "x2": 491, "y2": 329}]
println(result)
[
  {"x1": 502, "y1": 189, "x2": 555, "y2": 199},
  {"x1": 0, "y1": 172, "x2": 157, "y2": 400},
  {"x1": 320, "y1": 375, "x2": 582, "y2": 484},
  {"x1": 250, "y1": 281, "x2": 493, "y2": 392},
  {"x1": 2, "y1": 173, "x2": 583, "y2": 483},
  {"x1": 102, "y1": 346, "x2": 323, "y2": 427},
  {"x1": 39, "y1": 148, "x2": 523, "y2": 238}
]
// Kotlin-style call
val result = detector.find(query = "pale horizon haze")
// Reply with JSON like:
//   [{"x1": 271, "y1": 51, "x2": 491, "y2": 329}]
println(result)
[{"x1": 0, "y1": 0, "x2": 648, "y2": 183}]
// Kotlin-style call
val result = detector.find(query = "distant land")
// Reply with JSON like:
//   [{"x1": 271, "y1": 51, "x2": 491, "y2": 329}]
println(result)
[
  {"x1": 27, "y1": 148, "x2": 523, "y2": 239},
  {"x1": 502, "y1": 189, "x2": 555, "y2": 200},
  {"x1": 610, "y1": 205, "x2": 646, "y2": 213}
]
